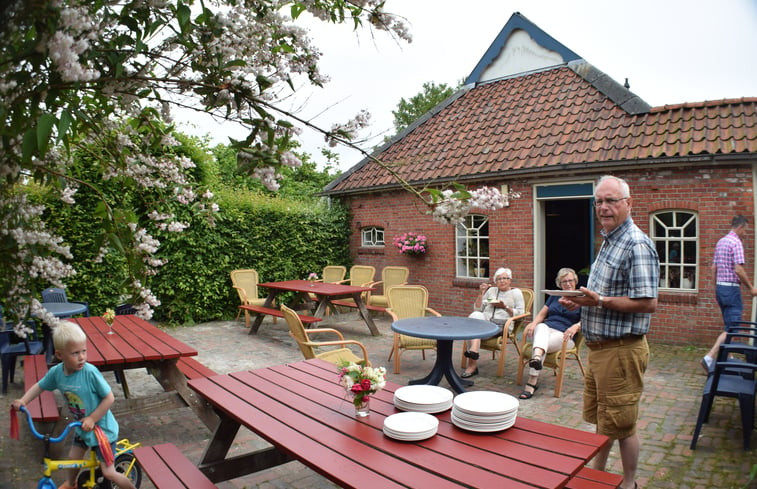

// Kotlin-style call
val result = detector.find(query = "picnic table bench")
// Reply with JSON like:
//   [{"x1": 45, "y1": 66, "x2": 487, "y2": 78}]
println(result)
[
  {"x1": 238, "y1": 305, "x2": 322, "y2": 329},
  {"x1": 134, "y1": 443, "x2": 218, "y2": 489},
  {"x1": 23, "y1": 354, "x2": 59, "y2": 423},
  {"x1": 177, "y1": 356, "x2": 217, "y2": 380},
  {"x1": 330, "y1": 299, "x2": 386, "y2": 313},
  {"x1": 565, "y1": 467, "x2": 623, "y2": 489}
]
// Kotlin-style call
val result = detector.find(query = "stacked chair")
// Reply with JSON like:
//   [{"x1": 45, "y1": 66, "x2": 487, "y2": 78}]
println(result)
[
  {"x1": 1, "y1": 306, "x2": 43, "y2": 394},
  {"x1": 690, "y1": 322, "x2": 757, "y2": 450}
]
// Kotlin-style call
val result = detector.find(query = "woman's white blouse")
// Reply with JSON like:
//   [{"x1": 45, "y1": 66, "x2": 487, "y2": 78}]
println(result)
[{"x1": 476, "y1": 287, "x2": 525, "y2": 323}]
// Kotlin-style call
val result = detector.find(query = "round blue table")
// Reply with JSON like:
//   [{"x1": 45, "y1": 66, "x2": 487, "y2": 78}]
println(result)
[
  {"x1": 391, "y1": 316, "x2": 500, "y2": 393},
  {"x1": 39, "y1": 302, "x2": 89, "y2": 362}
]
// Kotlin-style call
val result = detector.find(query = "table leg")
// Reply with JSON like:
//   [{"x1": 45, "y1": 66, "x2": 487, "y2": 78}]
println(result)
[
  {"x1": 198, "y1": 415, "x2": 293, "y2": 483},
  {"x1": 249, "y1": 291, "x2": 278, "y2": 334},
  {"x1": 153, "y1": 359, "x2": 219, "y2": 430},
  {"x1": 352, "y1": 294, "x2": 380, "y2": 336},
  {"x1": 408, "y1": 340, "x2": 472, "y2": 394}
]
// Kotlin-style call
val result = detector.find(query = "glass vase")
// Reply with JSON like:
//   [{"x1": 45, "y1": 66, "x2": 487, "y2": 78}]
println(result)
[{"x1": 354, "y1": 398, "x2": 370, "y2": 417}]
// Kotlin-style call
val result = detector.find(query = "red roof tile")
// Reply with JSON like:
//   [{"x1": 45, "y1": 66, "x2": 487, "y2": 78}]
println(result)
[{"x1": 325, "y1": 67, "x2": 757, "y2": 195}]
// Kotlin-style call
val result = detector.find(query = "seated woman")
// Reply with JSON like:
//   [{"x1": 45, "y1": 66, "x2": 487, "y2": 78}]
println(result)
[
  {"x1": 461, "y1": 267, "x2": 525, "y2": 378},
  {"x1": 519, "y1": 267, "x2": 582, "y2": 399}
]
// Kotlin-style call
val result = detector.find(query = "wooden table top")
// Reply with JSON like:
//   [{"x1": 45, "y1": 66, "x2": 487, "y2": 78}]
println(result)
[
  {"x1": 71, "y1": 315, "x2": 197, "y2": 368},
  {"x1": 258, "y1": 280, "x2": 373, "y2": 296},
  {"x1": 189, "y1": 358, "x2": 610, "y2": 488}
]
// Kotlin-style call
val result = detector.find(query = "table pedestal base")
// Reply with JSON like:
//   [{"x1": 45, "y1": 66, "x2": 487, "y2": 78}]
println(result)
[{"x1": 408, "y1": 340, "x2": 472, "y2": 394}]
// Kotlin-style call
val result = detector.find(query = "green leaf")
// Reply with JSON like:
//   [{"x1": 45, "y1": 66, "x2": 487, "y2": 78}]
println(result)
[
  {"x1": 21, "y1": 129, "x2": 37, "y2": 162},
  {"x1": 58, "y1": 111, "x2": 73, "y2": 142},
  {"x1": 177, "y1": 3, "x2": 191, "y2": 33},
  {"x1": 37, "y1": 113, "x2": 56, "y2": 155}
]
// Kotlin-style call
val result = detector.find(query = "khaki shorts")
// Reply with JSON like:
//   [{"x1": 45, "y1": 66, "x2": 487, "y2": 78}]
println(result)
[{"x1": 583, "y1": 336, "x2": 649, "y2": 439}]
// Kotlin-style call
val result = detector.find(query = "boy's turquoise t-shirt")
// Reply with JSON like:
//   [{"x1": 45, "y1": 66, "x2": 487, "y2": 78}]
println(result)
[{"x1": 38, "y1": 362, "x2": 118, "y2": 446}]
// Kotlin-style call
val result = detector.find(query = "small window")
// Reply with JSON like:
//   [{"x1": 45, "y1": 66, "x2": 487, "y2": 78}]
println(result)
[
  {"x1": 361, "y1": 227, "x2": 384, "y2": 247},
  {"x1": 652, "y1": 211, "x2": 698, "y2": 290},
  {"x1": 456, "y1": 215, "x2": 490, "y2": 278}
]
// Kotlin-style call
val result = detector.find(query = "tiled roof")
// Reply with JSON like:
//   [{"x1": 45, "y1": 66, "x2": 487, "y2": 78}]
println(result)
[{"x1": 324, "y1": 66, "x2": 757, "y2": 195}]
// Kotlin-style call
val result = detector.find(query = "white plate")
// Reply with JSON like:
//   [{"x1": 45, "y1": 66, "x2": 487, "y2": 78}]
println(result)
[
  {"x1": 451, "y1": 413, "x2": 515, "y2": 432},
  {"x1": 453, "y1": 391, "x2": 519, "y2": 416},
  {"x1": 394, "y1": 399, "x2": 452, "y2": 414},
  {"x1": 541, "y1": 289, "x2": 585, "y2": 297},
  {"x1": 393, "y1": 385, "x2": 454, "y2": 406},
  {"x1": 383, "y1": 427, "x2": 437, "y2": 441},
  {"x1": 383, "y1": 412, "x2": 439, "y2": 435}
]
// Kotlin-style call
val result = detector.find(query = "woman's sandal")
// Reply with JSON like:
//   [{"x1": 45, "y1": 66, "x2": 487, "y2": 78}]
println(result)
[
  {"x1": 461, "y1": 368, "x2": 479, "y2": 378},
  {"x1": 519, "y1": 382, "x2": 539, "y2": 399},
  {"x1": 529, "y1": 354, "x2": 543, "y2": 370}
]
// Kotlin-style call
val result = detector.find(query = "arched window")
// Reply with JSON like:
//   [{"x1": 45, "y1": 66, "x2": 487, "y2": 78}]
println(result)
[
  {"x1": 456, "y1": 215, "x2": 490, "y2": 278},
  {"x1": 361, "y1": 227, "x2": 384, "y2": 247},
  {"x1": 651, "y1": 211, "x2": 698, "y2": 290}
]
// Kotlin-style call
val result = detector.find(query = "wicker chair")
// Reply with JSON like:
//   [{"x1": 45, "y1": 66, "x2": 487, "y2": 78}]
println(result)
[
  {"x1": 460, "y1": 288, "x2": 534, "y2": 377},
  {"x1": 332, "y1": 265, "x2": 376, "y2": 309},
  {"x1": 386, "y1": 285, "x2": 440, "y2": 374},
  {"x1": 281, "y1": 305, "x2": 370, "y2": 366},
  {"x1": 367, "y1": 266, "x2": 409, "y2": 310},
  {"x1": 230, "y1": 269, "x2": 275, "y2": 325},
  {"x1": 515, "y1": 329, "x2": 585, "y2": 397}
]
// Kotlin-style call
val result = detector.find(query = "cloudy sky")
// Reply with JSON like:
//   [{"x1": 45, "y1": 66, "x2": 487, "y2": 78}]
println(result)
[{"x1": 177, "y1": 0, "x2": 757, "y2": 171}]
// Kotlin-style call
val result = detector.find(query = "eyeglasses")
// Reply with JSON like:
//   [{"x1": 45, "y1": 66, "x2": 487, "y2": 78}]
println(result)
[
  {"x1": 594, "y1": 197, "x2": 628, "y2": 208},
  {"x1": 559, "y1": 279, "x2": 576, "y2": 285},
  {"x1": 495, "y1": 277, "x2": 511, "y2": 282}
]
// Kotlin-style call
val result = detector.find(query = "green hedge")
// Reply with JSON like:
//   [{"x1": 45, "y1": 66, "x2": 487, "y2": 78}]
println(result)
[{"x1": 40, "y1": 187, "x2": 350, "y2": 325}]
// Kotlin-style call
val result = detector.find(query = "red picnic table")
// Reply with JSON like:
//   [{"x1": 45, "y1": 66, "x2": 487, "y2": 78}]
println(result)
[
  {"x1": 254, "y1": 280, "x2": 379, "y2": 335},
  {"x1": 71, "y1": 315, "x2": 217, "y2": 430},
  {"x1": 188, "y1": 358, "x2": 621, "y2": 488}
]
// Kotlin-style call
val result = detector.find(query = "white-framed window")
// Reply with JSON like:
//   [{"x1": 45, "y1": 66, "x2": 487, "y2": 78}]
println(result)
[
  {"x1": 652, "y1": 210, "x2": 698, "y2": 290},
  {"x1": 361, "y1": 227, "x2": 384, "y2": 247},
  {"x1": 456, "y1": 215, "x2": 490, "y2": 278}
]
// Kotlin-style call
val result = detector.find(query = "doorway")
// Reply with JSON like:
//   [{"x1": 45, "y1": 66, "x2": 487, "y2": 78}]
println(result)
[{"x1": 544, "y1": 199, "x2": 592, "y2": 288}]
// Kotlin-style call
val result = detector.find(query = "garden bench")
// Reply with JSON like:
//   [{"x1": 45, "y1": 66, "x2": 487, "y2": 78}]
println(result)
[
  {"x1": 238, "y1": 305, "x2": 322, "y2": 328},
  {"x1": 22, "y1": 354, "x2": 59, "y2": 422},
  {"x1": 177, "y1": 356, "x2": 217, "y2": 380},
  {"x1": 564, "y1": 466, "x2": 624, "y2": 489},
  {"x1": 134, "y1": 443, "x2": 218, "y2": 489},
  {"x1": 329, "y1": 299, "x2": 386, "y2": 313}
]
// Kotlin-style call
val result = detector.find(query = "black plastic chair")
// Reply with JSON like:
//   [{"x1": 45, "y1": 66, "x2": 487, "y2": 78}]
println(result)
[
  {"x1": 1, "y1": 308, "x2": 44, "y2": 394},
  {"x1": 690, "y1": 342, "x2": 757, "y2": 450},
  {"x1": 41, "y1": 287, "x2": 90, "y2": 317}
]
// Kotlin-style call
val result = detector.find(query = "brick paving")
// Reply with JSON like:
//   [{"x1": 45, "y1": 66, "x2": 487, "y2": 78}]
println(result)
[{"x1": 2, "y1": 313, "x2": 755, "y2": 488}]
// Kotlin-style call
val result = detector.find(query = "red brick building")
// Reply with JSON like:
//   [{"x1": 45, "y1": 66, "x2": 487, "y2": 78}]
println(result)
[{"x1": 323, "y1": 13, "x2": 757, "y2": 346}]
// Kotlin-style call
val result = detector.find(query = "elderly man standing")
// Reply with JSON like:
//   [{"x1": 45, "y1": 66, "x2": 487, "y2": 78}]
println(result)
[
  {"x1": 702, "y1": 215, "x2": 757, "y2": 373},
  {"x1": 561, "y1": 175, "x2": 659, "y2": 489}
]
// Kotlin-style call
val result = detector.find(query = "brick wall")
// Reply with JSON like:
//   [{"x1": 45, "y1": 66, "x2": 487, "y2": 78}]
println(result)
[{"x1": 342, "y1": 164, "x2": 756, "y2": 346}]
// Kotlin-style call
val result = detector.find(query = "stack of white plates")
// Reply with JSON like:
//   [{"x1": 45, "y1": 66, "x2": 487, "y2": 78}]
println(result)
[
  {"x1": 383, "y1": 412, "x2": 439, "y2": 441},
  {"x1": 451, "y1": 391, "x2": 519, "y2": 432},
  {"x1": 393, "y1": 385, "x2": 454, "y2": 413}
]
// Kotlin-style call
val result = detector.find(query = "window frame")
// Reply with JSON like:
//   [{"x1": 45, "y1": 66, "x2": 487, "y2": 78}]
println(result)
[
  {"x1": 456, "y1": 214, "x2": 490, "y2": 278},
  {"x1": 651, "y1": 210, "x2": 698, "y2": 291},
  {"x1": 360, "y1": 226, "x2": 385, "y2": 247}
]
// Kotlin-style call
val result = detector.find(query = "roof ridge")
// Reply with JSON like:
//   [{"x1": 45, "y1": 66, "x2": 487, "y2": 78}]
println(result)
[{"x1": 650, "y1": 97, "x2": 757, "y2": 113}]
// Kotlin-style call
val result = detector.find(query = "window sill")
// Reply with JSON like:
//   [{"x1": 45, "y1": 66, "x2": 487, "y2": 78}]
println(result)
[
  {"x1": 453, "y1": 277, "x2": 488, "y2": 288},
  {"x1": 658, "y1": 291, "x2": 698, "y2": 305}
]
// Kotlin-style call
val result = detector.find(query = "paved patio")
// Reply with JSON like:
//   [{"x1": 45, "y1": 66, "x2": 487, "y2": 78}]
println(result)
[{"x1": 1, "y1": 312, "x2": 755, "y2": 488}]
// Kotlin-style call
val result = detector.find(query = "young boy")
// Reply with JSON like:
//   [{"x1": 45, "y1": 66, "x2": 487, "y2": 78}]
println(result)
[{"x1": 12, "y1": 321, "x2": 137, "y2": 489}]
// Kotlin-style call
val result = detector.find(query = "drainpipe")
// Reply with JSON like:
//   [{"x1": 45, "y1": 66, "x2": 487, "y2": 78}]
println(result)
[{"x1": 752, "y1": 163, "x2": 757, "y2": 323}]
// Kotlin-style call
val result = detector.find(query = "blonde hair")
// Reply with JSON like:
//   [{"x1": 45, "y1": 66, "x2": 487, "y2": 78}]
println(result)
[
  {"x1": 555, "y1": 267, "x2": 578, "y2": 287},
  {"x1": 53, "y1": 321, "x2": 87, "y2": 350}
]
